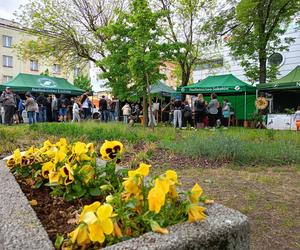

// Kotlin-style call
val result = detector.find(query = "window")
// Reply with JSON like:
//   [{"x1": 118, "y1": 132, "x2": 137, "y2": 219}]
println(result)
[
  {"x1": 3, "y1": 35, "x2": 12, "y2": 48},
  {"x1": 3, "y1": 55, "x2": 13, "y2": 67},
  {"x1": 30, "y1": 60, "x2": 39, "y2": 71},
  {"x1": 196, "y1": 58, "x2": 224, "y2": 70},
  {"x1": 74, "y1": 67, "x2": 80, "y2": 77},
  {"x1": 3, "y1": 75, "x2": 13, "y2": 82},
  {"x1": 268, "y1": 53, "x2": 284, "y2": 67},
  {"x1": 53, "y1": 64, "x2": 61, "y2": 74}
]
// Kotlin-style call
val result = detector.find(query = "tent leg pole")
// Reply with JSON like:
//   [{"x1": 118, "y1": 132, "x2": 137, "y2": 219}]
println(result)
[{"x1": 244, "y1": 91, "x2": 247, "y2": 125}]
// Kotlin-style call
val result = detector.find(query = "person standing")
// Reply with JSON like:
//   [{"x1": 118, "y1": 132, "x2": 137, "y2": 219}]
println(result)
[
  {"x1": 0, "y1": 87, "x2": 16, "y2": 125},
  {"x1": 36, "y1": 93, "x2": 48, "y2": 122},
  {"x1": 148, "y1": 104, "x2": 157, "y2": 127},
  {"x1": 99, "y1": 95, "x2": 109, "y2": 122},
  {"x1": 72, "y1": 98, "x2": 81, "y2": 123},
  {"x1": 207, "y1": 93, "x2": 219, "y2": 128},
  {"x1": 24, "y1": 92, "x2": 37, "y2": 125},
  {"x1": 182, "y1": 101, "x2": 193, "y2": 128},
  {"x1": 194, "y1": 94, "x2": 206, "y2": 129},
  {"x1": 294, "y1": 106, "x2": 300, "y2": 131},
  {"x1": 122, "y1": 103, "x2": 131, "y2": 124},
  {"x1": 58, "y1": 94, "x2": 68, "y2": 122},
  {"x1": 222, "y1": 99, "x2": 230, "y2": 129},
  {"x1": 51, "y1": 95, "x2": 59, "y2": 122},
  {"x1": 173, "y1": 99, "x2": 182, "y2": 128},
  {"x1": 81, "y1": 91, "x2": 91, "y2": 120}
]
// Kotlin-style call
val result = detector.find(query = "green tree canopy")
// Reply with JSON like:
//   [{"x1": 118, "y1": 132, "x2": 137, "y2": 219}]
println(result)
[
  {"x1": 208, "y1": 0, "x2": 300, "y2": 83},
  {"x1": 74, "y1": 75, "x2": 92, "y2": 92}
]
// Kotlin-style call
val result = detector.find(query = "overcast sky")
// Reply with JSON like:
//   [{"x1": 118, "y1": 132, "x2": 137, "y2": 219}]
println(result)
[{"x1": 0, "y1": 0, "x2": 29, "y2": 20}]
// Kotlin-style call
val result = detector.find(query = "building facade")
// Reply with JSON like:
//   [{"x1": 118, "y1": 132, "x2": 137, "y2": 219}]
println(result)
[
  {"x1": 193, "y1": 20, "x2": 300, "y2": 83},
  {"x1": 0, "y1": 18, "x2": 86, "y2": 85}
]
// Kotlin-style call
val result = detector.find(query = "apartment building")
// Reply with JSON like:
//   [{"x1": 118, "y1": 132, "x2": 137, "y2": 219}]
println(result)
[
  {"x1": 0, "y1": 18, "x2": 86, "y2": 85},
  {"x1": 193, "y1": 20, "x2": 300, "y2": 83}
]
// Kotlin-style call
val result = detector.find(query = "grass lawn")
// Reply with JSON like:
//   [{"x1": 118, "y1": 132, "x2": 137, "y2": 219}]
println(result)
[{"x1": 0, "y1": 121, "x2": 299, "y2": 249}]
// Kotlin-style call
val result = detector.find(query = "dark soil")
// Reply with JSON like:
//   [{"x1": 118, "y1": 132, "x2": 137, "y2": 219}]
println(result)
[{"x1": 17, "y1": 178, "x2": 90, "y2": 243}]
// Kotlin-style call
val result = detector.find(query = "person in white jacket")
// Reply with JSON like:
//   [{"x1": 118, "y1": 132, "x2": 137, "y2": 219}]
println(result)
[
  {"x1": 72, "y1": 98, "x2": 81, "y2": 123},
  {"x1": 122, "y1": 103, "x2": 131, "y2": 124}
]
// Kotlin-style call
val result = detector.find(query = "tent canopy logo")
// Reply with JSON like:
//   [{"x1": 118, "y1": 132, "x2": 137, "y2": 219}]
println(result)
[{"x1": 38, "y1": 78, "x2": 57, "y2": 88}]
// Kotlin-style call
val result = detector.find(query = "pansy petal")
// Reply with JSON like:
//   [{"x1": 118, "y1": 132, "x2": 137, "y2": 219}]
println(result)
[
  {"x1": 96, "y1": 204, "x2": 113, "y2": 219},
  {"x1": 88, "y1": 222, "x2": 105, "y2": 243},
  {"x1": 100, "y1": 218, "x2": 114, "y2": 235}
]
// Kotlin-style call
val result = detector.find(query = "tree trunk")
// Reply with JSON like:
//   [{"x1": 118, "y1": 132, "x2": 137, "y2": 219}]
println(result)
[
  {"x1": 259, "y1": 49, "x2": 267, "y2": 84},
  {"x1": 143, "y1": 94, "x2": 148, "y2": 128},
  {"x1": 146, "y1": 73, "x2": 154, "y2": 131}
]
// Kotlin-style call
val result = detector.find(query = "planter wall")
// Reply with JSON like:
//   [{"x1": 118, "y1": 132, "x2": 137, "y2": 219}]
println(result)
[{"x1": 0, "y1": 160, "x2": 250, "y2": 250}]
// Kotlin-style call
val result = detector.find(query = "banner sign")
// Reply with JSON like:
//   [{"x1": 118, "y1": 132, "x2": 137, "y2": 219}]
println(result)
[{"x1": 267, "y1": 114, "x2": 297, "y2": 130}]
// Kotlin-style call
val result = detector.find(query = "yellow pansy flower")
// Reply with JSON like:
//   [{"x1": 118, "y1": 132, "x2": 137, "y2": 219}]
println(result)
[
  {"x1": 79, "y1": 201, "x2": 101, "y2": 223},
  {"x1": 155, "y1": 177, "x2": 170, "y2": 194},
  {"x1": 188, "y1": 204, "x2": 206, "y2": 222},
  {"x1": 49, "y1": 171, "x2": 60, "y2": 185},
  {"x1": 148, "y1": 186, "x2": 166, "y2": 214},
  {"x1": 6, "y1": 149, "x2": 22, "y2": 168},
  {"x1": 165, "y1": 170, "x2": 178, "y2": 185},
  {"x1": 169, "y1": 185, "x2": 179, "y2": 199},
  {"x1": 42, "y1": 161, "x2": 55, "y2": 179},
  {"x1": 100, "y1": 140, "x2": 123, "y2": 161},
  {"x1": 128, "y1": 163, "x2": 151, "y2": 178},
  {"x1": 86, "y1": 143, "x2": 95, "y2": 154},
  {"x1": 73, "y1": 142, "x2": 88, "y2": 156},
  {"x1": 53, "y1": 150, "x2": 67, "y2": 164},
  {"x1": 69, "y1": 223, "x2": 91, "y2": 246},
  {"x1": 189, "y1": 183, "x2": 203, "y2": 204},
  {"x1": 59, "y1": 164, "x2": 74, "y2": 185},
  {"x1": 88, "y1": 204, "x2": 114, "y2": 243}
]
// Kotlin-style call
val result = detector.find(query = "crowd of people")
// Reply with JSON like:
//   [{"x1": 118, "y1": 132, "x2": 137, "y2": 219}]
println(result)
[
  {"x1": 161, "y1": 93, "x2": 233, "y2": 130},
  {"x1": 0, "y1": 88, "x2": 119, "y2": 125}
]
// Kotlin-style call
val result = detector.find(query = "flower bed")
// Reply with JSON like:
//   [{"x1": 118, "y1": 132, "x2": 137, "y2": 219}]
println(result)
[{"x1": 3, "y1": 139, "x2": 249, "y2": 250}]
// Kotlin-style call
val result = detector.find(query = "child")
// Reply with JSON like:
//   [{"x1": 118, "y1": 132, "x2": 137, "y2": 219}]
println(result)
[
  {"x1": 222, "y1": 99, "x2": 230, "y2": 129},
  {"x1": 72, "y1": 98, "x2": 81, "y2": 123},
  {"x1": 294, "y1": 106, "x2": 300, "y2": 131}
]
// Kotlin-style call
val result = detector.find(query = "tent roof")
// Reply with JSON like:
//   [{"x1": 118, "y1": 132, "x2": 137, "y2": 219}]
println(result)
[
  {"x1": 150, "y1": 81, "x2": 176, "y2": 96},
  {"x1": 0, "y1": 73, "x2": 84, "y2": 95},
  {"x1": 180, "y1": 74, "x2": 256, "y2": 94},
  {"x1": 258, "y1": 66, "x2": 300, "y2": 90}
]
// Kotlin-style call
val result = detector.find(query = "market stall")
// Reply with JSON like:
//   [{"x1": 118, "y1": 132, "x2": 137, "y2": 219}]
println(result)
[
  {"x1": 0, "y1": 73, "x2": 85, "y2": 96},
  {"x1": 180, "y1": 74, "x2": 256, "y2": 121},
  {"x1": 257, "y1": 66, "x2": 300, "y2": 130},
  {"x1": 150, "y1": 81, "x2": 176, "y2": 123}
]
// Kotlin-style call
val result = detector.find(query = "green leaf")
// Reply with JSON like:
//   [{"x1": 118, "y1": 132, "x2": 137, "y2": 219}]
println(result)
[
  {"x1": 54, "y1": 234, "x2": 64, "y2": 249},
  {"x1": 88, "y1": 187, "x2": 102, "y2": 196},
  {"x1": 32, "y1": 180, "x2": 43, "y2": 189}
]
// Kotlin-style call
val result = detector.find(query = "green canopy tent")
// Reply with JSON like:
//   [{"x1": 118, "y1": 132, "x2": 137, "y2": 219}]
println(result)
[
  {"x1": 0, "y1": 73, "x2": 85, "y2": 96},
  {"x1": 180, "y1": 74, "x2": 256, "y2": 121},
  {"x1": 257, "y1": 66, "x2": 300, "y2": 91},
  {"x1": 150, "y1": 81, "x2": 177, "y2": 122},
  {"x1": 257, "y1": 66, "x2": 300, "y2": 112},
  {"x1": 150, "y1": 81, "x2": 176, "y2": 96}
]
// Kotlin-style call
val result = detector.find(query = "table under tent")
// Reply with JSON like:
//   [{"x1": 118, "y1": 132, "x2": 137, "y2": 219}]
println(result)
[
  {"x1": 0, "y1": 73, "x2": 85, "y2": 96},
  {"x1": 257, "y1": 66, "x2": 300, "y2": 113},
  {"x1": 179, "y1": 74, "x2": 257, "y2": 124},
  {"x1": 150, "y1": 81, "x2": 176, "y2": 123}
]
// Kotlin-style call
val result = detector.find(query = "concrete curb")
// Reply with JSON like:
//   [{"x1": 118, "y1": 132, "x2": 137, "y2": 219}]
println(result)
[
  {"x1": 0, "y1": 160, "x2": 250, "y2": 250},
  {"x1": 105, "y1": 203, "x2": 250, "y2": 250},
  {"x1": 0, "y1": 160, "x2": 54, "y2": 250}
]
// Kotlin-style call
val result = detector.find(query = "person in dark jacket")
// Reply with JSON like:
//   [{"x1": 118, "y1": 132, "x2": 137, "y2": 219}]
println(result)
[
  {"x1": 194, "y1": 94, "x2": 206, "y2": 129},
  {"x1": 182, "y1": 101, "x2": 193, "y2": 128},
  {"x1": 0, "y1": 87, "x2": 16, "y2": 125},
  {"x1": 99, "y1": 95, "x2": 109, "y2": 122},
  {"x1": 36, "y1": 93, "x2": 49, "y2": 122},
  {"x1": 58, "y1": 94, "x2": 68, "y2": 122}
]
